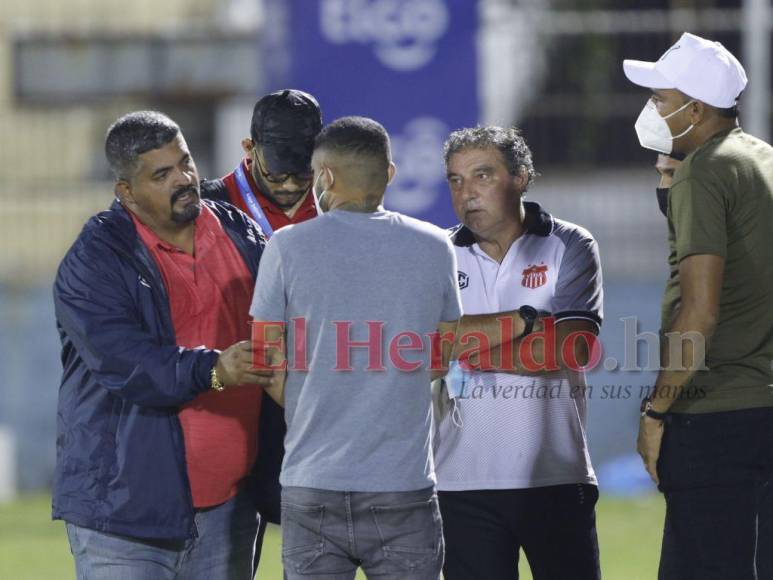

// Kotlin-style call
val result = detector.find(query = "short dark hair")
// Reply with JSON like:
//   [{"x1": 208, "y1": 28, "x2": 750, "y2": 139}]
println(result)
[
  {"x1": 717, "y1": 105, "x2": 739, "y2": 118},
  {"x1": 679, "y1": 91, "x2": 740, "y2": 119},
  {"x1": 314, "y1": 116, "x2": 391, "y2": 168},
  {"x1": 105, "y1": 111, "x2": 180, "y2": 181},
  {"x1": 443, "y1": 126, "x2": 537, "y2": 187}
]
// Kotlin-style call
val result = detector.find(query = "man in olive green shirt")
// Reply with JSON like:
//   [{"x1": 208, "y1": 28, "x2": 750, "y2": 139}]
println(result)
[
  {"x1": 624, "y1": 32, "x2": 773, "y2": 579},
  {"x1": 662, "y1": 130, "x2": 773, "y2": 413}
]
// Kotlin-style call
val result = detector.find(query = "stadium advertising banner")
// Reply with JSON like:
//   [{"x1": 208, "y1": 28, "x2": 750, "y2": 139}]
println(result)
[{"x1": 267, "y1": 0, "x2": 479, "y2": 227}]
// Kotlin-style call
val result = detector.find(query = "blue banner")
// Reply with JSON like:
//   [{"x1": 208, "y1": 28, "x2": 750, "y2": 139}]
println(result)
[{"x1": 265, "y1": 0, "x2": 479, "y2": 227}]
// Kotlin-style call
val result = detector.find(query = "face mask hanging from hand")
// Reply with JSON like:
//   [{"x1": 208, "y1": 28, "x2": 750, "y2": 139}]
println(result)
[{"x1": 634, "y1": 99, "x2": 696, "y2": 154}]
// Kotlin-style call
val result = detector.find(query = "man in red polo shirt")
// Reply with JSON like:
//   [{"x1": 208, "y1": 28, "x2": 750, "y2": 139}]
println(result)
[
  {"x1": 201, "y1": 88, "x2": 323, "y2": 572},
  {"x1": 55, "y1": 111, "x2": 269, "y2": 580}
]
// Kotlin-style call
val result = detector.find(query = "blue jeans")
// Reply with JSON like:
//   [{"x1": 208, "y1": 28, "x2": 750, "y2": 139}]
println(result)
[
  {"x1": 65, "y1": 489, "x2": 259, "y2": 580},
  {"x1": 281, "y1": 486, "x2": 444, "y2": 580}
]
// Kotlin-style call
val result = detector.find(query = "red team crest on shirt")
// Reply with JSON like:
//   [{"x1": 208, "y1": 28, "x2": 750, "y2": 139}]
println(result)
[{"x1": 521, "y1": 264, "x2": 548, "y2": 289}]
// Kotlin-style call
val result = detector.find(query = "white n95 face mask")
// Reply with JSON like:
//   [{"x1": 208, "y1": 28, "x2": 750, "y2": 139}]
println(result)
[{"x1": 634, "y1": 99, "x2": 695, "y2": 154}]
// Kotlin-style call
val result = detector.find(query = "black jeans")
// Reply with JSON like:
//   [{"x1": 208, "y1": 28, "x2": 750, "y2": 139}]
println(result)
[
  {"x1": 657, "y1": 407, "x2": 773, "y2": 580},
  {"x1": 438, "y1": 484, "x2": 600, "y2": 580}
]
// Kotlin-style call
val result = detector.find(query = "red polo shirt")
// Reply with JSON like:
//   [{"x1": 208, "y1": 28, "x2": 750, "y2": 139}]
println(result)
[
  {"x1": 222, "y1": 157, "x2": 318, "y2": 230},
  {"x1": 131, "y1": 205, "x2": 261, "y2": 508}
]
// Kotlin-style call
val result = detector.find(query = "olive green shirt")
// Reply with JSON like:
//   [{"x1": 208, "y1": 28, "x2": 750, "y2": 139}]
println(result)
[{"x1": 662, "y1": 128, "x2": 773, "y2": 413}]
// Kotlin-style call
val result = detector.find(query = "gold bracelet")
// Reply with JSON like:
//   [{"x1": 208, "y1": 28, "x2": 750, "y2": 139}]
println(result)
[{"x1": 210, "y1": 366, "x2": 225, "y2": 392}]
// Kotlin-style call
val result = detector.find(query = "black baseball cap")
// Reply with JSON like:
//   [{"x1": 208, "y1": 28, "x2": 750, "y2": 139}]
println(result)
[{"x1": 250, "y1": 89, "x2": 322, "y2": 175}]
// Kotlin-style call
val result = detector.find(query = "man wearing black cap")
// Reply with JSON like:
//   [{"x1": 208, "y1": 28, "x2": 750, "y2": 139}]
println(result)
[
  {"x1": 202, "y1": 88, "x2": 322, "y2": 574},
  {"x1": 203, "y1": 89, "x2": 322, "y2": 233}
]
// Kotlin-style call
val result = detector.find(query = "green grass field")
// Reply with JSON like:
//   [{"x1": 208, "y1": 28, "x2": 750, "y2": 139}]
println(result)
[{"x1": 0, "y1": 494, "x2": 664, "y2": 579}]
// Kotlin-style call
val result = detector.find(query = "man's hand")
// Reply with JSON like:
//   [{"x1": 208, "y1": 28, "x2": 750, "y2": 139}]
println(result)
[
  {"x1": 637, "y1": 416, "x2": 664, "y2": 486},
  {"x1": 215, "y1": 340, "x2": 274, "y2": 387},
  {"x1": 251, "y1": 320, "x2": 287, "y2": 406},
  {"x1": 635, "y1": 254, "x2": 724, "y2": 486},
  {"x1": 464, "y1": 317, "x2": 597, "y2": 375}
]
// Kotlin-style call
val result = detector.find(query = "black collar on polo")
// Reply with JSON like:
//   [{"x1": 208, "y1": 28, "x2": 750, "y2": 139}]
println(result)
[{"x1": 449, "y1": 201, "x2": 554, "y2": 247}]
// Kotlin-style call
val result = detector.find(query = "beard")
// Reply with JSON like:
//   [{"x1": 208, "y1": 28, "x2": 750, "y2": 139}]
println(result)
[
  {"x1": 253, "y1": 170, "x2": 307, "y2": 210},
  {"x1": 170, "y1": 185, "x2": 201, "y2": 224},
  {"x1": 264, "y1": 190, "x2": 305, "y2": 210}
]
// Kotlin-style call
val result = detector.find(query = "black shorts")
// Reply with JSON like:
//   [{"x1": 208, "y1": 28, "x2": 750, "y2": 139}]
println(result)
[{"x1": 438, "y1": 484, "x2": 600, "y2": 580}]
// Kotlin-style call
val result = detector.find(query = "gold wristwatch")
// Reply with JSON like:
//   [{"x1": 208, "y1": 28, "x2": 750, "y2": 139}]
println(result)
[{"x1": 210, "y1": 366, "x2": 225, "y2": 392}]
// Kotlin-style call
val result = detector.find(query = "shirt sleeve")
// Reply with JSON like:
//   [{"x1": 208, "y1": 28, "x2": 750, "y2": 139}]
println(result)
[
  {"x1": 440, "y1": 238, "x2": 463, "y2": 322},
  {"x1": 670, "y1": 175, "x2": 728, "y2": 261},
  {"x1": 249, "y1": 234, "x2": 287, "y2": 323},
  {"x1": 550, "y1": 226, "x2": 603, "y2": 329},
  {"x1": 54, "y1": 242, "x2": 219, "y2": 408}
]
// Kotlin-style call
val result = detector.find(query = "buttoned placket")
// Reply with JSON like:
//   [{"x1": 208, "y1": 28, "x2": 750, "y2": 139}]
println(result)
[{"x1": 469, "y1": 236, "x2": 525, "y2": 312}]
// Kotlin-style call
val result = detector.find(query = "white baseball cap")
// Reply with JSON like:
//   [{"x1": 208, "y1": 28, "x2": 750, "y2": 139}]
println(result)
[{"x1": 623, "y1": 32, "x2": 747, "y2": 108}]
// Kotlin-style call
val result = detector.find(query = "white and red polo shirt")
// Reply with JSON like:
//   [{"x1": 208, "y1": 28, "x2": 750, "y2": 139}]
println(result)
[{"x1": 434, "y1": 201, "x2": 603, "y2": 491}]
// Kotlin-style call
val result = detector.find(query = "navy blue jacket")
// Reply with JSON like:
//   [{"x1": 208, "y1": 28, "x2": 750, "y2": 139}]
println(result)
[{"x1": 52, "y1": 199, "x2": 265, "y2": 540}]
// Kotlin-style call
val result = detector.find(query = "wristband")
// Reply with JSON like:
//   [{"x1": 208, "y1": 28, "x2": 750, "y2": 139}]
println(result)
[
  {"x1": 518, "y1": 305, "x2": 538, "y2": 338},
  {"x1": 640, "y1": 396, "x2": 667, "y2": 421}
]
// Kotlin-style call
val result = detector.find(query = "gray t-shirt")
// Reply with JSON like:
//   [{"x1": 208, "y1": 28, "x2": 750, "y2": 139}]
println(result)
[{"x1": 250, "y1": 208, "x2": 462, "y2": 492}]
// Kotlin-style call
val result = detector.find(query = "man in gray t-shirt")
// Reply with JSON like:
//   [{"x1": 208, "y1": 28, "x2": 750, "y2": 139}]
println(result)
[{"x1": 250, "y1": 116, "x2": 461, "y2": 580}]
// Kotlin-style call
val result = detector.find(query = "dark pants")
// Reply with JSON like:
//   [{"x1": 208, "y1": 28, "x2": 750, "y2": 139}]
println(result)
[
  {"x1": 438, "y1": 484, "x2": 600, "y2": 580},
  {"x1": 657, "y1": 407, "x2": 773, "y2": 580}
]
